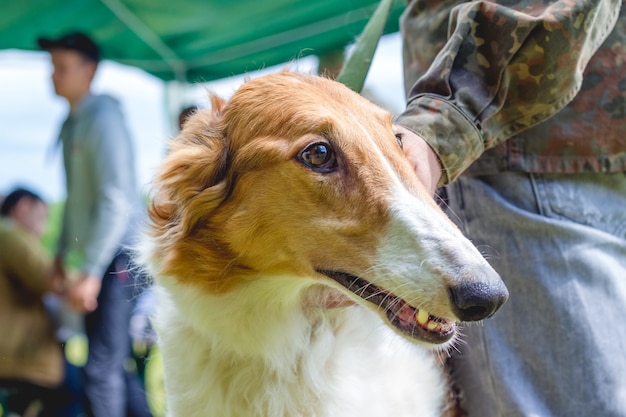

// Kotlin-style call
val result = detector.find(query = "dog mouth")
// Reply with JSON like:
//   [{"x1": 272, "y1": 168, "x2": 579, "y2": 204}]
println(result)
[{"x1": 318, "y1": 270, "x2": 456, "y2": 345}]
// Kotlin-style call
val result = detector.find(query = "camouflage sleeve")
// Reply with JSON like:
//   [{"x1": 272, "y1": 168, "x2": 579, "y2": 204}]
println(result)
[{"x1": 394, "y1": 0, "x2": 622, "y2": 184}]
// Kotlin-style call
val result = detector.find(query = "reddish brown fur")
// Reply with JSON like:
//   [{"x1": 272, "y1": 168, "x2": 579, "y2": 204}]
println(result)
[{"x1": 147, "y1": 72, "x2": 433, "y2": 295}]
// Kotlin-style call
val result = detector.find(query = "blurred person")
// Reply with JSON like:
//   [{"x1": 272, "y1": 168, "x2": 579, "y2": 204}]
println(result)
[
  {"x1": 395, "y1": 1, "x2": 626, "y2": 416},
  {"x1": 38, "y1": 32, "x2": 152, "y2": 417},
  {"x1": 177, "y1": 105, "x2": 198, "y2": 131},
  {"x1": 0, "y1": 187, "x2": 82, "y2": 416}
]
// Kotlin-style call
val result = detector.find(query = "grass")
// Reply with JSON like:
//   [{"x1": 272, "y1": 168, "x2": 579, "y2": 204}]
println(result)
[
  {"x1": 41, "y1": 201, "x2": 63, "y2": 256},
  {"x1": 41, "y1": 202, "x2": 82, "y2": 268}
]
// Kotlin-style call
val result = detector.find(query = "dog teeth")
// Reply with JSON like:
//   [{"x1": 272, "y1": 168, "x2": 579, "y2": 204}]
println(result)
[
  {"x1": 415, "y1": 308, "x2": 454, "y2": 333},
  {"x1": 427, "y1": 321, "x2": 440, "y2": 331},
  {"x1": 416, "y1": 309, "x2": 429, "y2": 325}
]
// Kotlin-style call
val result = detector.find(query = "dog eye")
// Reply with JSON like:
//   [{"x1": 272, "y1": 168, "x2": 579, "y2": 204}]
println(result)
[
  {"x1": 300, "y1": 142, "x2": 336, "y2": 171},
  {"x1": 395, "y1": 133, "x2": 403, "y2": 149}
]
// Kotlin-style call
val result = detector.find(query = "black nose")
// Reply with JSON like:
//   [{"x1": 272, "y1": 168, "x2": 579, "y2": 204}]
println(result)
[{"x1": 449, "y1": 280, "x2": 509, "y2": 322}]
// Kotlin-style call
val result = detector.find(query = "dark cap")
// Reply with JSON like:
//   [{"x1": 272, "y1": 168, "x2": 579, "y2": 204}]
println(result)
[{"x1": 38, "y1": 32, "x2": 100, "y2": 62}]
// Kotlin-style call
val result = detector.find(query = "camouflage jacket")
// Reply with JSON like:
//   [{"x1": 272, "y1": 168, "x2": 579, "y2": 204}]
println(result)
[{"x1": 395, "y1": 0, "x2": 625, "y2": 184}]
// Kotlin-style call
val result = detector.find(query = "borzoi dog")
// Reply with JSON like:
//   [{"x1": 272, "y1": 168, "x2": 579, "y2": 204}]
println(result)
[{"x1": 141, "y1": 72, "x2": 508, "y2": 417}]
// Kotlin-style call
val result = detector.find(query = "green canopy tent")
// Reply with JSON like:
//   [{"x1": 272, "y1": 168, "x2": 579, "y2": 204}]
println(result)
[{"x1": 2, "y1": 0, "x2": 404, "y2": 84}]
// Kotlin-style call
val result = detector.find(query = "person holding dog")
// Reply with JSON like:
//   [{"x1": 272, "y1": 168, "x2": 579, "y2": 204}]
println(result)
[
  {"x1": 38, "y1": 32, "x2": 153, "y2": 417},
  {"x1": 396, "y1": 0, "x2": 626, "y2": 416}
]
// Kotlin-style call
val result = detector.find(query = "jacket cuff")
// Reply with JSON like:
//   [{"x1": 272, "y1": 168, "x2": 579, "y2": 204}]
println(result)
[{"x1": 395, "y1": 94, "x2": 484, "y2": 184}]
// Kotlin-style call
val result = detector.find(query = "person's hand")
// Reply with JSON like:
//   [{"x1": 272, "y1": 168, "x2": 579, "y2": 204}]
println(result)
[
  {"x1": 395, "y1": 125, "x2": 443, "y2": 196},
  {"x1": 67, "y1": 274, "x2": 102, "y2": 312},
  {"x1": 49, "y1": 255, "x2": 67, "y2": 295}
]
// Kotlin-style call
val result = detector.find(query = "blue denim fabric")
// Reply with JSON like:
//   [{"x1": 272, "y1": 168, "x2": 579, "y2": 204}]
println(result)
[
  {"x1": 83, "y1": 250, "x2": 152, "y2": 417},
  {"x1": 446, "y1": 172, "x2": 626, "y2": 417}
]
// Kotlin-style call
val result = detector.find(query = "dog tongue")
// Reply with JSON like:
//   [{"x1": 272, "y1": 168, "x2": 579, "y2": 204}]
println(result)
[{"x1": 395, "y1": 303, "x2": 417, "y2": 327}]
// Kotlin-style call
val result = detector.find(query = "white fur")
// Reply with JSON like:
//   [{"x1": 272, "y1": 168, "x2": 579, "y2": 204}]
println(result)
[{"x1": 152, "y1": 277, "x2": 447, "y2": 417}]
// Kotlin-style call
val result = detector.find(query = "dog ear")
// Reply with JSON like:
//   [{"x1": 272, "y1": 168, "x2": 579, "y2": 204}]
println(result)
[{"x1": 148, "y1": 95, "x2": 230, "y2": 240}]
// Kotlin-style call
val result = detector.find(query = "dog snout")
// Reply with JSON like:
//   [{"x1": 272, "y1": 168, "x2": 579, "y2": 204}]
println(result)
[{"x1": 449, "y1": 277, "x2": 509, "y2": 322}]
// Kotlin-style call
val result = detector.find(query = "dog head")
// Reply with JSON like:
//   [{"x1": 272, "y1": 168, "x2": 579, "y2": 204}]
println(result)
[{"x1": 145, "y1": 72, "x2": 507, "y2": 347}]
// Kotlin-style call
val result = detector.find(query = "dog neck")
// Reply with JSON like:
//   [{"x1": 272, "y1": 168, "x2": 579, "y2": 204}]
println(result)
[{"x1": 153, "y1": 277, "x2": 447, "y2": 417}]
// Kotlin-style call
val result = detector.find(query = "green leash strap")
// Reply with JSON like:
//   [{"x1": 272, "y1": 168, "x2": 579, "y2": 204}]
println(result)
[{"x1": 336, "y1": 0, "x2": 395, "y2": 93}]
